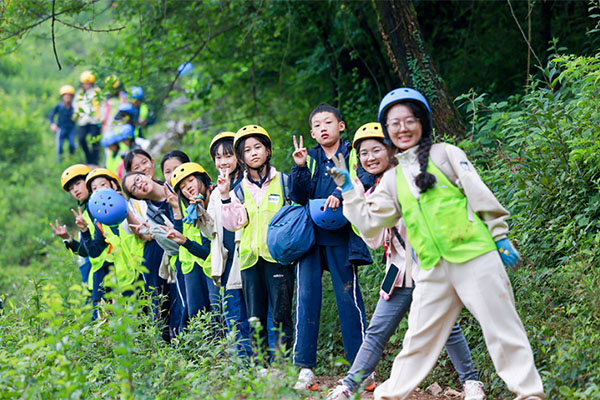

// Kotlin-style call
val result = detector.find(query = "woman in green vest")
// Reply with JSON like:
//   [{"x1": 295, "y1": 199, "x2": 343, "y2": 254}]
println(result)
[
  {"x1": 330, "y1": 88, "x2": 545, "y2": 400},
  {"x1": 217, "y1": 125, "x2": 295, "y2": 359}
]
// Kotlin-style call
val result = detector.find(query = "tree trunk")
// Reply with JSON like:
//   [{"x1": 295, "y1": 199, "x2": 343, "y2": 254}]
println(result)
[{"x1": 373, "y1": 0, "x2": 466, "y2": 138}]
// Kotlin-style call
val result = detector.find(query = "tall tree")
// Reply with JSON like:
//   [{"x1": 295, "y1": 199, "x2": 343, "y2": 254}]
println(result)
[{"x1": 373, "y1": 0, "x2": 466, "y2": 137}]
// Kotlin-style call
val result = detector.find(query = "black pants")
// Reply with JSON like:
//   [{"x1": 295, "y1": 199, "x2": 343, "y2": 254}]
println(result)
[
  {"x1": 241, "y1": 257, "x2": 294, "y2": 357},
  {"x1": 78, "y1": 123, "x2": 101, "y2": 165}
]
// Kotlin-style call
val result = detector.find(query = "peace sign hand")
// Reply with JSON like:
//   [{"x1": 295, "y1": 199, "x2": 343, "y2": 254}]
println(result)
[
  {"x1": 217, "y1": 168, "x2": 231, "y2": 200},
  {"x1": 50, "y1": 219, "x2": 70, "y2": 240},
  {"x1": 159, "y1": 225, "x2": 187, "y2": 245},
  {"x1": 163, "y1": 184, "x2": 180, "y2": 212},
  {"x1": 292, "y1": 135, "x2": 308, "y2": 167},
  {"x1": 70, "y1": 207, "x2": 88, "y2": 232}
]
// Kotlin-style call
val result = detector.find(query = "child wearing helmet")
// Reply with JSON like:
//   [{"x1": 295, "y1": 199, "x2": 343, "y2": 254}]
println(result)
[
  {"x1": 218, "y1": 125, "x2": 295, "y2": 358},
  {"x1": 73, "y1": 71, "x2": 103, "y2": 165},
  {"x1": 102, "y1": 125, "x2": 138, "y2": 178},
  {"x1": 128, "y1": 86, "x2": 155, "y2": 138},
  {"x1": 160, "y1": 162, "x2": 215, "y2": 323},
  {"x1": 327, "y1": 123, "x2": 485, "y2": 400},
  {"x1": 202, "y1": 132, "x2": 252, "y2": 356},
  {"x1": 76, "y1": 168, "x2": 144, "y2": 319},
  {"x1": 121, "y1": 167, "x2": 184, "y2": 340},
  {"x1": 289, "y1": 103, "x2": 373, "y2": 390},
  {"x1": 50, "y1": 164, "x2": 94, "y2": 285},
  {"x1": 49, "y1": 85, "x2": 77, "y2": 163},
  {"x1": 330, "y1": 88, "x2": 544, "y2": 400},
  {"x1": 101, "y1": 75, "x2": 127, "y2": 137}
]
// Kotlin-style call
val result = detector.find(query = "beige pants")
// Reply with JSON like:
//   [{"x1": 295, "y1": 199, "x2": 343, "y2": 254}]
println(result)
[{"x1": 374, "y1": 251, "x2": 545, "y2": 400}]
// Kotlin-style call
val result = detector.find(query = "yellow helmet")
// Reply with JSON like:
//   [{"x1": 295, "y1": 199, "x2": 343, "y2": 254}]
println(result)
[
  {"x1": 85, "y1": 168, "x2": 121, "y2": 192},
  {"x1": 79, "y1": 70, "x2": 95, "y2": 84},
  {"x1": 352, "y1": 122, "x2": 385, "y2": 149},
  {"x1": 61, "y1": 164, "x2": 92, "y2": 191},
  {"x1": 209, "y1": 131, "x2": 236, "y2": 160},
  {"x1": 105, "y1": 75, "x2": 120, "y2": 89},
  {"x1": 59, "y1": 85, "x2": 76, "y2": 96},
  {"x1": 171, "y1": 162, "x2": 211, "y2": 190},
  {"x1": 233, "y1": 125, "x2": 272, "y2": 153}
]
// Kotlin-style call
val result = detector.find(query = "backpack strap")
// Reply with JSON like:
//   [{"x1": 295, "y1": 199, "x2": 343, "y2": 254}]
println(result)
[
  {"x1": 233, "y1": 182, "x2": 245, "y2": 204},
  {"x1": 280, "y1": 172, "x2": 291, "y2": 205},
  {"x1": 391, "y1": 226, "x2": 406, "y2": 250}
]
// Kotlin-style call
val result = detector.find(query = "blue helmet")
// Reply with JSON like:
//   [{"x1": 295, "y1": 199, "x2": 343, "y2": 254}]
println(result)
[
  {"x1": 129, "y1": 86, "x2": 144, "y2": 100},
  {"x1": 88, "y1": 188, "x2": 128, "y2": 226},
  {"x1": 177, "y1": 62, "x2": 194, "y2": 76},
  {"x1": 308, "y1": 198, "x2": 347, "y2": 231},
  {"x1": 115, "y1": 124, "x2": 135, "y2": 140},
  {"x1": 101, "y1": 133, "x2": 121, "y2": 148},
  {"x1": 377, "y1": 88, "x2": 432, "y2": 142}
]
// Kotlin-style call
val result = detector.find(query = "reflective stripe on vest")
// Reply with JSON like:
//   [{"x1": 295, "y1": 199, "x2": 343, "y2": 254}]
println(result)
[
  {"x1": 396, "y1": 159, "x2": 496, "y2": 270},
  {"x1": 102, "y1": 225, "x2": 145, "y2": 286},
  {"x1": 238, "y1": 173, "x2": 284, "y2": 270}
]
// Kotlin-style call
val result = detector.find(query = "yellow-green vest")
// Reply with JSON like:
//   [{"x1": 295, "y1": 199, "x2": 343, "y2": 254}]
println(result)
[
  {"x1": 82, "y1": 211, "x2": 109, "y2": 289},
  {"x1": 178, "y1": 215, "x2": 212, "y2": 277},
  {"x1": 396, "y1": 159, "x2": 496, "y2": 270},
  {"x1": 105, "y1": 143, "x2": 124, "y2": 175},
  {"x1": 238, "y1": 173, "x2": 285, "y2": 270},
  {"x1": 102, "y1": 225, "x2": 145, "y2": 286}
]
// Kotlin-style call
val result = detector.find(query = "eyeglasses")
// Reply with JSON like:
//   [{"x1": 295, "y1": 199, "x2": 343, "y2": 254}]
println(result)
[
  {"x1": 358, "y1": 146, "x2": 386, "y2": 160},
  {"x1": 130, "y1": 174, "x2": 143, "y2": 195},
  {"x1": 386, "y1": 117, "x2": 419, "y2": 132}
]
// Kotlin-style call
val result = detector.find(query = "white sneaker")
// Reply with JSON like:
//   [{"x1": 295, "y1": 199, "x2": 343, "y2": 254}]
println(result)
[
  {"x1": 326, "y1": 384, "x2": 353, "y2": 400},
  {"x1": 463, "y1": 380, "x2": 485, "y2": 400},
  {"x1": 293, "y1": 368, "x2": 316, "y2": 390}
]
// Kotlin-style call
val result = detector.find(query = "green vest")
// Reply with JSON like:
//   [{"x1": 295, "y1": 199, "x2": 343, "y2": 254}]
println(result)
[
  {"x1": 238, "y1": 173, "x2": 284, "y2": 270},
  {"x1": 178, "y1": 216, "x2": 212, "y2": 277},
  {"x1": 396, "y1": 159, "x2": 496, "y2": 270},
  {"x1": 82, "y1": 212, "x2": 110, "y2": 289},
  {"x1": 105, "y1": 143, "x2": 123, "y2": 175},
  {"x1": 102, "y1": 224, "x2": 145, "y2": 286}
]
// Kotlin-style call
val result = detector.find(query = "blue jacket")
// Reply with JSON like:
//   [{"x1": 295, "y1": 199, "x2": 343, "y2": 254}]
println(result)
[
  {"x1": 290, "y1": 139, "x2": 373, "y2": 265},
  {"x1": 48, "y1": 102, "x2": 75, "y2": 131}
]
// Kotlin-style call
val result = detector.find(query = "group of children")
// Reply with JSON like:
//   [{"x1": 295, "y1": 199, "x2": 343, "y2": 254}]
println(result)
[
  {"x1": 49, "y1": 71, "x2": 153, "y2": 167},
  {"x1": 51, "y1": 87, "x2": 545, "y2": 400}
]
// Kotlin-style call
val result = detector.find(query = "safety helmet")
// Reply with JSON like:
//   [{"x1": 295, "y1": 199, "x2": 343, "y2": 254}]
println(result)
[
  {"x1": 209, "y1": 131, "x2": 236, "y2": 160},
  {"x1": 129, "y1": 86, "x2": 144, "y2": 100},
  {"x1": 352, "y1": 122, "x2": 385, "y2": 149},
  {"x1": 116, "y1": 124, "x2": 135, "y2": 140},
  {"x1": 79, "y1": 70, "x2": 95, "y2": 84},
  {"x1": 117, "y1": 102, "x2": 136, "y2": 114},
  {"x1": 377, "y1": 88, "x2": 432, "y2": 144},
  {"x1": 88, "y1": 188, "x2": 128, "y2": 226},
  {"x1": 308, "y1": 199, "x2": 347, "y2": 231},
  {"x1": 105, "y1": 75, "x2": 120, "y2": 89},
  {"x1": 101, "y1": 133, "x2": 121, "y2": 148},
  {"x1": 170, "y1": 162, "x2": 211, "y2": 191},
  {"x1": 59, "y1": 85, "x2": 75, "y2": 96},
  {"x1": 85, "y1": 168, "x2": 122, "y2": 192},
  {"x1": 61, "y1": 164, "x2": 92, "y2": 191},
  {"x1": 234, "y1": 125, "x2": 272, "y2": 153},
  {"x1": 177, "y1": 62, "x2": 194, "y2": 77}
]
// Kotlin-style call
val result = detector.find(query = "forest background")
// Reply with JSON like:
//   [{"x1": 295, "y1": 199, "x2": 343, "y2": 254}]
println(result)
[{"x1": 1, "y1": 0, "x2": 600, "y2": 398}]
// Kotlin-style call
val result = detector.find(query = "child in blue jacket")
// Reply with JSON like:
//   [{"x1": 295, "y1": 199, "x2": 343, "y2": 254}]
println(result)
[{"x1": 290, "y1": 103, "x2": 373, "y2": 389}]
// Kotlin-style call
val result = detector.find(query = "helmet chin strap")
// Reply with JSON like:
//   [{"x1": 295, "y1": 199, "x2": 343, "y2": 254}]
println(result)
[{"x1": 246, "y1": 160, "x2": 270, "y2": 188}]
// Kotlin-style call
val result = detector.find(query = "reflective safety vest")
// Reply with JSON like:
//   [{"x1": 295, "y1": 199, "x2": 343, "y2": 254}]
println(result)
[
  {"x1": 101, "y1": 224, "x2": 145, "y2": 286},
  {"x1": 82, "y1": 211, "x2": 109, "y2": 288},
  {"x1": 105, "y1": 143, "x2": 124, "y2": 175},
  {"x1": 178, "y1": 213, "x2": 211, "y2": 277},
  {"x1": 238, "y1": 173, "x2": 285, "y2": 270},
  {"x1": 396, "y1": 159, "x2": 496, "y2": 270}
]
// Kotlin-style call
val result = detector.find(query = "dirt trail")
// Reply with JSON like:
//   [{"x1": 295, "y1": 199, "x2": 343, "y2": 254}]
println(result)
[{"x1": 307, "y1": 376, "x2": 464, "y2": 399}]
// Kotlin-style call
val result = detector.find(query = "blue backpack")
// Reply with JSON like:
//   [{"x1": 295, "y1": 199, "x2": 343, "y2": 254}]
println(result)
[{"x1": 267, "y1": 203, "x2": 315, "y2": 265}]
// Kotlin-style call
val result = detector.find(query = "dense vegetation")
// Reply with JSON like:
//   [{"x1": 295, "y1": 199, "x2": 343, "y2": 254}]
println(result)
[{"x1": 1, "y1": 1, "x2": 600, "y2": 398}]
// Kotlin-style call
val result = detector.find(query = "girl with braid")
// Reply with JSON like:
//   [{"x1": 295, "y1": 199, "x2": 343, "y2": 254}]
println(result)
[{"x1": 329, "y1": 88, "x2": 545, "y2": 400}]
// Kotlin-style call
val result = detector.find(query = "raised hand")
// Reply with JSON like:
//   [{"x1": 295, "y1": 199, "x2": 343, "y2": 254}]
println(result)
[
  {"x1": 129, "y1": 222, "x2": 151, "y2": 235},
  {"x1": 159, "y1": 225, "x2": 187, "y2": 245},
  {"x1": 217, "y1": 168, "x2": 231, "y2": 200},
  {"x1": 50, "y1": 219, "x2": 70, "y2": 240},
  {"x1": 163, "y1": 183, "x2": 180, "y2": 212},
  {"x1": 70, "y1": 207, "x2": 88, "y2": 232},
  {"x1": 327, "y1": 153, "x2": 354, "y2": 192},
  {"x1": 292, "y1": 135, "x2": 308, "y2": 167}
]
